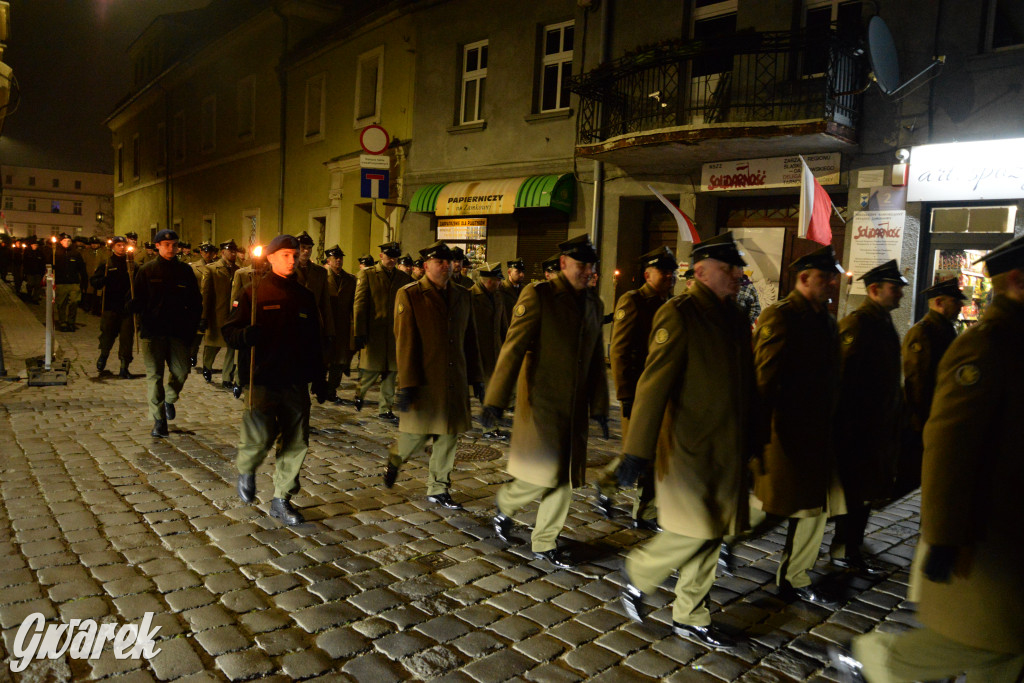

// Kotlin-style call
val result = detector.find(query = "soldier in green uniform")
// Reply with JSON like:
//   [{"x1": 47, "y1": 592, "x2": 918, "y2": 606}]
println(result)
[
  {"x1": 594, "y1": 247, "x2": 677, "y2": 529},
  {"x1": 498, "y1": 258, "x2": 526, "y2": 314},
  {"x1": 83, "y1": 236, "x2": 104, "y2": 315},
  {"x1": 386, "y1": 241, "x2": 484, "y2": 508},
  {"x1": 449, "y1": 246, "x2": 474, "y2": 289},
  {"x1": 202, "y1": 240, "x2": 241, "y2": 392},
  {"x1": 294, "y1": 231, "x2": 334, "y2": 362},
  {"x1": 617, "y1": 232, "x2": 755, "y2": 649},
  {"x1": 52, "y1": 233, "x2": 88, "y2": 331},
  {"x1": 835, "y1": 234, "x2": 1024, "y2": 683},
  {"x1": 324, "y1": 245, "x2": 357, "y2": 401},
  {"x1": 895, "y1": 278, "x2": 964, "y2": 497},
  {"x1": 353, "y1": 241, "x2": 412, "y2": 419},
  {"x1": 357, "y1": 255, "x2": 375, "y2": 272},
  {"x1": 542, "y1": 254, "x2": 561, "y2": 280},
  {"x1": 411, "y1": 258, "x2": 425, "y2": 281},
  {"x1": 130, "y1": 230, "x2": 202, "y2": 438},
  {"x1": 190, "y1": 242, "x2": 217, "y2": 367},
  {"x1": 396, "y1": 253, "x2": 414, "y2": 276},
  {"x1": 470, "y1": 262, "x2": 509, "y2": 439},
  {"x1": 21, "y1": 238, "x2": 45, "y2": 304},
  {"x1": 829, "y1": 260, "x2": 907, "y2": 574},
  {"x1": 91, "y1": 236, "x2": 135, "y2": 378},
  {"x1": 483, "y1": 234, "x2": 609, "y2": 569},
  {"x1": 223, "y1": 234, "x2": 329, "y2": 526},
  {"x1": 731, "y1": 244, "x2": 846, "y2": 608}
]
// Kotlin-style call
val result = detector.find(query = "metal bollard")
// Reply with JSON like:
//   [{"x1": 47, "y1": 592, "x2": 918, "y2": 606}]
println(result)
[{"x1": 44, "y1": 265, "x2": 55, "y2": 371}]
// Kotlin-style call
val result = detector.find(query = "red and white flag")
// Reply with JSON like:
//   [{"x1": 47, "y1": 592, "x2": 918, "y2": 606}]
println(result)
[
  {"x1": 648, "y1": 186, "x2": 700, "y2": 243},
  {"x1": 798, "y1": 156, "x2": 834, "y2": 246}
]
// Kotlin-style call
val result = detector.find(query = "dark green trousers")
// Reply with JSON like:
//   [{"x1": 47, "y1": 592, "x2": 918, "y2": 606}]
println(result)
[
  {"x1": 98, "y1": 311, "x2": 134, "y2": 362},
  {"x1": 389, "y1": 433, "x2": 459, "y2": 496},
  {"x1": 203, "y1": 345, "x2": 238, "y2": 384},
  {"x1": 237, "y1": 383, "x2": 310, "y2": 500},
  {"x1": 142, "y1": 336, "x2": 191, "y2": 421},
  {"x1": 357, "y1": 369, "x2": 396, "y2": 414}
]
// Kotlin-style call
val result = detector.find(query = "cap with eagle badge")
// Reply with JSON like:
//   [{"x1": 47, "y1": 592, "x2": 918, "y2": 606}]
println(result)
[
  {"x1": 265, "y1": 234, "x2": 300, "y2": 255},
  {"x1": 478, "y1": 262, "x2": 502, "y2": 278},
  {"x1": 419, "y1": 240, "x2": 454, "y2": 261},
  {"x1": 325, "y1": 245, "x2": 345, "y2": 259},
  {"x1": 293, "y1": 231, "x2": 314, "y2": 246},
  {"x1": 153, "y1": 229, "x2": 178, "y2": 244},
  {"x1": 558, "y1": 234, "x2": 599, "y2": 263},
  {"x1": 398, "y1": 253, "x2": 414, "y2": 267},
  {"x1": 789, "y1": 244, "x2": 844, "y2": 274},
  {"x1": 506, "y1": 258, "x2": 525, "y2": 271},
  {"x1": 922, "y1": 277, "x2": 967, "y2": 301},
  {"x1": 379, "y1": 241, "x2": 402, "y2": 258},
  {"x1": 542, "y1": 254, "x2": 562, "y2": 273},
  {"x1": 412, "y1": 258, "x2": 423, "y2": 268},
  {"x1": 690, "y1": 231, "x2": 746, "y2": 268},
  {"x1": 219, "y1": 239, "x2": 238, "y2": 251},
  {"x1": 639, "y1": 246, "x2": 678, "y2": 273},
  {"x1": 358, "y1": 254, "x2": 376, "y2": 267},
  {"x1": 859, "y1": 259, "x2": 909, "y2": 286},
  {"x1": 973, "y1": 233, "x2": 1024, "y2": 276},
  {"x1": 199, "y1": 242, "x2": 217, "y2": 253}
]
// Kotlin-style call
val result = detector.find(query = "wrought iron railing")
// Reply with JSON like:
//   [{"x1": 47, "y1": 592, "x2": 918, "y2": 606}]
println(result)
[{"x1": 570, "y1": 29, "x2": 864, "y2": 146}]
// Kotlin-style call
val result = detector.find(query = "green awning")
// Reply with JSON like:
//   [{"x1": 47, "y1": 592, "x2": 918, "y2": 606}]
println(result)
[{"x1": 408, "y1": 174, "x2": 575, "y2": 215}]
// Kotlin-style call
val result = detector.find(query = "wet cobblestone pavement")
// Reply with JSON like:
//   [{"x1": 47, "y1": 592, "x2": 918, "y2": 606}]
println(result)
[{"x1": 0, "y1": 282, "x2": 923, "y2": 681}]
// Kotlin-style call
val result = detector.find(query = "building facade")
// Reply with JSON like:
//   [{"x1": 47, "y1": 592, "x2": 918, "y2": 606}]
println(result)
[{"x1": 0, "y1": 165, "x2": 113, "y2": 239}]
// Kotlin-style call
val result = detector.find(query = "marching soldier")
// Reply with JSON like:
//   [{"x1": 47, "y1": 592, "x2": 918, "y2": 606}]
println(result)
[
  {"x1": 22, "y1": 239, "x2": 45, "y2": 304},
  {"x1": 137, "y1": 242, "x2": 157, "y2": 267},
  {"x1": 483, "y1": 234, "x2": 609, "y2": 569},
  {"x1": 353, "y1": 241, "x2": 412, "y2": 419},
  {"x1": 450, "y1": 246, "x2": 474, "y2": 289},
  {"x1": 385, "y1": 241, "x2": 484, "y2": 508},
  {"x1": 733, "y1": 244, "x2": 846, "y2": 608},
  {"x1": 617, "y1": 232, "x2": 756, "y2": 649},
  {"x1": 498, "y1": 258, "x2": 526, "y2": 315},
  {"x1": 830, "y1": 260, "x2": 906, "y2": 573},
  {"x1": 91, "y1": 236, "x2": 135, "y2": 378},
  {"x1": 52, "y1": 233, "x2": 88, "y2": 331},
  {"x1": 223, "y1": 234, "x2": 330, "y2": 526},
  {"x1": 594, "y1": 247, "x2": 677, "y2": 529},
  {"x1": 896, "y1": 278, "x2": 965, "y2": 496},
  {"x1": 357, "y1": 255, "x2": 375, "y2": 272},
  {"x1": 469, "y1": 262, "x2": 509, "y2": 385},
  {"x1": 396, "y1": 253, "x2": 414, "y2": 276},
  {"x1": 837, "y1": 234, "x2": 1024, "y2": 683},
  {"x1": 190, "y1": 242, "x2": 218, "y2": 367},
  {"x1": 130, "y1": 230, "x2": 202, "y2": 438},
  {"x1": 542, "y1": 254, "x2": 561, "y2": 280},
  {"x1": 411, "y1": 258, "x2": 425, "y2": 281},
  {"x1": 83, "y1": 237, "x2": 104, "y2": 314},
  {"x1": 324, "y1": 245, "x2": 357, "y2": 401},
  {"x1": 294, "y1": 231, "x2": 335, "y2": 357},
  {"x1": 202, "y1": 240, "x2": 241, "y2": 394}
]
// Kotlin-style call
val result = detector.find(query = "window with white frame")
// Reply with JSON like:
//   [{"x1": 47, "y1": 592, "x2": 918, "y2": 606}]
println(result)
[
  {"x1": 305, "y1": 73, "x2": 326, "y2": 141},
  {"x1": 237, "y1": 75, "x2": 256, "y2": 139},
  {"x1": 540, "y1": 21, "x2": 574, "y2": 111},
  {"x1": 201, "y1": 95, "x2": 216, "y2": 153},
  {"x1": 132, "y1": 134, "x2": 141, "y2": 179},
  {"x1": 355, "y1": 47, "x2": 385, "y2": 127},
  {"x1": 984, "y1": 0, "x2": 1024, "y2": 51},
  {"x1": 460, "y1": 40, "x2": 488, "y2": 125},
  {"x1": 173, "y1": 111, "x2": 186, "y2": 162}
]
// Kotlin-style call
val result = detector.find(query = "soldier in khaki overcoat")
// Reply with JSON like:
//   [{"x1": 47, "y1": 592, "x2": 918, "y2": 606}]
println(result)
[
  {"x1": 732, "y1": 244, "x2": 846, "y2": 609},
  {"x1": 324, "y1": 245, "x2": 357, "y2": 401},
  {"x1": 616, "y1": 232, "x2": 756, "y2": 650},
  {"x1": 189, "y1": 243, "x2": 217, "y2": 367},
  {"x1": 353, "y1": 241, "x2": 413, "y2": 419},
  {"x1": 294, "y1": 231, "x2": 334, "y2": 360},
  {"x1": 830, "y1": 259, "x2": 906, "y2": 573},
  {"x1": 449, "y1": 246, "x2": 474, "y2": 289},
  {"x1": 469, "y1": 262, "x2": 509, "y2": 384},
  {"x1": 201, "y1": 240, "x2": 241, "y2": 392},
  {"x1": 896, "y1": 278, "x2": 964, "y2": 497},
  {"x1": 483, "y1": 234, "x2": 609, "y2": 569},
  {"x1": 497, "y1": 258, "x2": 526, "y2": 314},
  {"x1": 594, "y1": 246, "x2": 677, "y2": 529},
  {"x1": 385, "y1": 241, "x2": 484, "y2": 509},
  {"x1": 839, "y1": 234, "x2": 1024, "y2": 683}
]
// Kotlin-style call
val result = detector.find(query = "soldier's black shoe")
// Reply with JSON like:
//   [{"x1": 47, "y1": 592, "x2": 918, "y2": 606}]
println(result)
[
  {"x1": 190, "y1": 355, "x2": 197, "y2": 367},
  {"x1": 151, "y1": 419, "x2": 169, "y2": 438},
  {"x1": 533, "y1": 549, "x2": 574, "y2": 569},
  {"x1": 269, "y1": 498, "x2": 304, "y2": 526},
  {"x1": 426, "y1": 492, "x2": 464, "y2": 510},
  {"x1": 718, "y1": 543, "x2": 737, "y2": 575},
  {"x1": 379, "y1": 411, "x2": 398, "y2": 423},
  {"x1": 831, "y1": 554, "x2": 886, "y2": 576},
  {"x1": 620, "y1": 583, "x2": 646, "y2": 623},
  {"x1": 383, "y1": 464, "x2": 399, "y2": 489},
  {"x1": 828, "y1": 646, "x2": 867, "y2": 683},
  {"x1": 353, "y1": 395, "x2": 364, "y2": 411},
  {"x1": 164, "y1": 402, "x2": 175, "y2": 420},
  {"x1": 781, "y1": 583, "x2": 842, "y2": 609},
  {"x1": 672, "y1": 622, "x2": 738, "y2": 649},
  {"x1": 221, "y1": 380, "x2": 233, "y2": 390},
  {"x1": 237, "y1": 474, "x2": 255, "y2": 503},
  {"x1": 202, "y1": 368, "x2": 213, "y2": 383},
  {"x1": 633, "y1": 517, "x2": 661, "y2": 532},
  {"x1": 594, "y1": 486, "x2": 615, "y2": 518},
  {"x1": 118, "y1": 364, "x2": 131, "y2": 379},
  {"x1": 96, "y1": 355, "x2": 108, "y2": 372},
  {"x1": 493, "y1": 512, "x2": 513, "y2": 543},
  {"x1": 232, "y1": 384, "x2": 242, "y2": 399}
]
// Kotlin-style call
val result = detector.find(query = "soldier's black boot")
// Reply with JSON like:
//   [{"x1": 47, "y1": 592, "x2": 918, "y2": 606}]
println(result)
[
  {"x1": 202, "y1": 368, "x2": 213, "y2": 383},
  {"x1": 151, "y1": 419, "x2": 169, "y2": 438},
  {"x1": 118, "y1": 363, "x2": 131, "y2": 379},
  {"x1": 353, "y1": 394, "x2": 364, "y2": 411},
  {"x1": 270, "y1": 498, "x2": 304, "y2": 526},
  {"x1": 593, "y1": 485, "x2": 615, "y2": 518},
  {"x1": 237, "y1": 473, "x2": 255, "y2": 503},
  {"x1": 96, "y1": 353, "x2": 108, "y2": 373},
  {"x1": 493, "y1": 511, "x2": 513, "y2": 543},
  {"x1": 164, "y1": 402, "x2": 176, "y2": 420},
  {"x1": 232, "y1": 384, "x2": 242, "y2": 399}
]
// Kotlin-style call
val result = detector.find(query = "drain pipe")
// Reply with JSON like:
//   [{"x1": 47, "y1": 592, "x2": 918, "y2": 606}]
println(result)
[
  {"x1": 273, "y1": 5, "x2": 289, "y2": 236},
  {"x1": 590, "y1": 0, "x2": 612, "y2": 254}
]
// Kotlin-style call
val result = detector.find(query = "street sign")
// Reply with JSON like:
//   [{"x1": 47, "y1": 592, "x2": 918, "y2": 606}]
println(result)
[
  {"x1": 360, "y1": 125, "x2": 390, "y2": 155},
  {"x1": 361, "y1": 168, "x2": 390, "y2": 199},
  {"x1": 360, "y1": 154, "x2": 390, "y2": 170}
]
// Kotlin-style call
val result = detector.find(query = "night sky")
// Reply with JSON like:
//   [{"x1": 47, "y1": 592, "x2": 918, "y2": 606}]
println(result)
[{"x1": 0, "y1": 0, "x2": 209, "y2": 174}]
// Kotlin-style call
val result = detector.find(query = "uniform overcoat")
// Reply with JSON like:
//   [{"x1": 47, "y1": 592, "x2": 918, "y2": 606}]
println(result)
[
  {"x1": 395, "y1": 277, "x2": 484, "y2": 435},
  {"x1": 902, "y1": 309, "x2": 957, "y2": 433},
  {"x1": 295, "y1": 261, "x2": 334, "y2": 337},
  {"x1": 354, "y1": 264, "x2": 412, "y2": 372},
  {"x1": 470, "y1": 282, "x2": 508, "y2": 380},
  {"x1": 609, "y1": 282, "x2": 667, "y2": 402},
  {"x1": 202, "y1": 257, "x2": 238, "y2": 347},
  {"x1": 483, "y1": 273, "x2": 609, "y2": 489},
  {"x1": 752, "y1": 289, "x2": 844, "y2": 516},
  {"x1": 327, "y1": 267, "x2": 357, "y2": 365},
  {"x1": 913, "y1": 294, "x2": 1024, "y2": 654},
  {"x1": 834, "y1": 298, "x2": 902, "y2": 503},
  {"x1": 622, "y1": 282, "x2": 756, "y2": 538},
  {"x1": 497, "y1": 279, "x2": 522, "y2": 320}
]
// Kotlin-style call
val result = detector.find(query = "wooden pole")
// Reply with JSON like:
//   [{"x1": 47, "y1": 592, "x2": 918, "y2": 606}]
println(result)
[{"x1": 247, "y1": 247, "x2": 264, "y2": 412}]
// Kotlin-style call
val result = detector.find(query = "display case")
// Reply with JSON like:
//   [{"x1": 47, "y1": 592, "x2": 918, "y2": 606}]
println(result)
[{"x1": 933, "y1": 248, "x2": 991, "y2": 326}]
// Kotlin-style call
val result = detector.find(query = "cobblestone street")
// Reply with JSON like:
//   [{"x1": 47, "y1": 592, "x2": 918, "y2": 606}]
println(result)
[{"x1": 0, "y1": 281, "x2": 924, "y2": 682}]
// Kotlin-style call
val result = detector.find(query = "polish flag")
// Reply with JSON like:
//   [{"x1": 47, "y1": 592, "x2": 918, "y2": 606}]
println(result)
[
  {"x1": 648, "y1": 186, "x2": 700, "y2": 243},
  {"x1": 798, "y1": 156, "x2": 834, "y2": 246}
]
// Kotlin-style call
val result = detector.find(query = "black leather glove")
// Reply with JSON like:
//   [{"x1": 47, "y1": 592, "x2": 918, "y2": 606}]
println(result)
[
  {"x1": 923, "y1": 545, "x2": 958, "y2": 583},
  {"x1": 198, "y1": 319, "x2": 208, "y2": 333},
  {"x1": 242, "y1": 325, "x2": 261, "y2": 347},
  {"x1": 620, "y1": 399, "x2": 633, "y2": 420},
  {"x1": 353, "y1": 335, "x2": 367, "y2": 351},
  {"x1": 616, "y1": 454, "x2": 647, "y2": 488},
  {"x1": 395, "y1": 387, "x2": 417, "y2": 412},
  {"x1": 481, "y1": 404, "x2": 503, "y2": 429},
  {"x1": 471, "y1": 382, "x2": 485, "y2": 402},
  {"x1": 594, "y1": 415, "x2": 610, "y2": 439},
  {"x1": 311, "y1": 378, "x2": 330, "y2": 404}
]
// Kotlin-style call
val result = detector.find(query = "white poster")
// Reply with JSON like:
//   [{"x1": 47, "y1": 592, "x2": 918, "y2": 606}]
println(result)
[
  {"x1": 701, "y1": 153, "x2": 840, "y2": 192},
  {"x1": 847, "y1": 210, "x2": 906, "y2": 295},
  {"x1": 732, "y1": 227, "x2": 786, "y2": 306}
]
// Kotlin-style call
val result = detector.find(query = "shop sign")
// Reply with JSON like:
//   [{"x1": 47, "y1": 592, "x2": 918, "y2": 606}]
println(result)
[
  {"x1": 846, "y1": 209, "x2": 906, "y2": 295},
  {"x1": 436, "y1": 178, "x2": 526, "y2": 216},
  {"x1": 908, "y1": 138, "x2": 1024, "y2": 201},
  {"x1": 438, "y1": 217, "x2": 487, "y2": 241},
  {"x1": 700, "y1": 153, "x2": 840, "y2": 192}
]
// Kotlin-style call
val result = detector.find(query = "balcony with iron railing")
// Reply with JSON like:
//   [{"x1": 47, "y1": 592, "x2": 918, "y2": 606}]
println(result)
[{"x1": 569, "y1": 29, "x2": 865, "y2": 172}]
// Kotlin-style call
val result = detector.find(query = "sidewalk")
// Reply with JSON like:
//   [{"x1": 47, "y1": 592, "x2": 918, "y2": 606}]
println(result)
[
  {"x1": 0, "y1": 277, "x2": 60, "y2": 382},
  {"x1": 0, "y1": 282, "x2": 924, "y2": 682}
]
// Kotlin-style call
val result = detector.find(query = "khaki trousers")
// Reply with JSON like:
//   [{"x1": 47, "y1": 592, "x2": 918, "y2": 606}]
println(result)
[
  {"x1": 203, "y1": 345, "x2": 239, "y2": 384},
  {"x1": 389, "y1": 433, "x2": 459, "y2": 496},
  {"x1": 237, "y1": 383, "x2": 310, "y2": 499},
  {"x1": 55, "y1": 284, "x2": 81, "y2": 326},
  {"x1": 98, "y1": 311, "x2": 134, "y2": 362},
  {"x1": 625, "y1": 532, "x2": 720, "y2": 625},
  {"x1": 853, "y1": 627, "x2": 1024, "y2": 683},
  {"x1": 726, "y1": 508, "x2": 827, "y2": 589},
  {"x1": 357, "y1": 369, "x2": 396, "y2": 414},
  {"x1": 496, "y1": 479, "x2": 573, "y2": 553},
  {"x1": 596, "y1": 416, "x2": 657, "y2": 520},
  {"x1": 142, "y1": 337, "x2": 191, "y2": 421}
]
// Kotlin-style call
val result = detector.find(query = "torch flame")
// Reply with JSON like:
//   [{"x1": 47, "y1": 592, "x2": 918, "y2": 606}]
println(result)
[
  {"x1": 51, "y1": 236, "x2": 57, "y2": 243},
  {"x1": 252, "y1": 245, "x2": 263, "y2": 258},
  {"x1": 127, "y1": 246, "x2": 134, "y2": 253}
]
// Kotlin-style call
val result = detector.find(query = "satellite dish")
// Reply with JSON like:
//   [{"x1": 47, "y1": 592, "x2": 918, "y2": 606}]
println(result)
[{"x1": 864, "y1": 15, "x2": 945, "y2": 97}]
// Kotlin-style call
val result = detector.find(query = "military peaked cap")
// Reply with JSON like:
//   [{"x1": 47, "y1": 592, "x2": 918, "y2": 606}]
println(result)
[
  {"x1": 398, "y1": 253, "x2": 414, "y2": 266},
  {"x1": 295, "y1": 231, "x2": 315, "y2": 246},
  {"x1": 639, "y1": 246, "x2": 678, "y2": 272},
  {"x1": 542, "y1": 254, "x2": 562, "y2": 273},
  {"x1": 419, "y1": 240, "x2": 453, "y2": 261},
  {"x1": 558, "y1": 234, "x2": 599, "y2": 263},
  {"x1": 922, "y1": 277, "x2": 967, "y2": 301},
  {"x1": 325, "y1": 244, "x2": 345, "y2": 258},
  {"x1": 358, "y1": 254, "x2": 376, "y2": 267},
  {"x1": 790, "y1": 244, "x2": 844, "y2": 273},
  {"x1": 506, "y1": 258, "x2": 525, "y2": 271},
  {"x1": 219, "y1": 240, "x2": 238, "y2": 251},
  {"x1": 859, "y1": 259, "x2": 908, "y2": 286},
  {"x1": 199, "y1": 242, "x2": 217, "y2": 253},
  {"x1": 478, "y1": 262, "x2": 502, "y2": 278},
  {"x1": 974, "y1": 233, "x2": 1024, "y2": 276},
  {"x1": 110, "y1": 236, "x2": 127, "y2": 244},
  {"x1": 379, "y1": 241, "x2": 401, "y2": 257},
  {"x1": 690, "y1": 231, "x2": 746, "y2": 268},
  {"x1": 125, "y1": 232, "x2": 138, "y2": 240}
]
